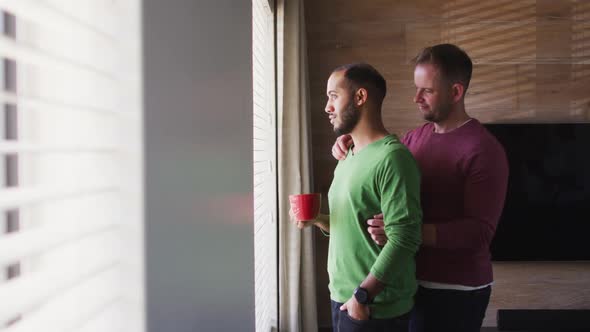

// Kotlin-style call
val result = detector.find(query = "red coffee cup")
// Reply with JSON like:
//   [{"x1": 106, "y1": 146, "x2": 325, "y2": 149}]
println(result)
[{"x1": 289, "y1": 193, "x2": 321, "y2": 221}]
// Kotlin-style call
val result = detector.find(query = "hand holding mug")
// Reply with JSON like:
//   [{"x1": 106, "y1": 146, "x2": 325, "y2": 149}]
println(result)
[{"x1": 289, "y1": 193, "x2": 321, "y2": 229}]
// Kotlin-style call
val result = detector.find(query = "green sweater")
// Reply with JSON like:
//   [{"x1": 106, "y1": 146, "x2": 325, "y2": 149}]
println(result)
[{"x1": 327, "y1": 135, "x2": 422, "y2": 319}]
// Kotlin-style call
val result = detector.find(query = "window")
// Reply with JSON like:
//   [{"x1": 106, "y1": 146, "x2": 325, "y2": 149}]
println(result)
[
  {"x1": 253, "y1": 0, "x2": 278, "y2": 330},
  {"x1": 0, "y1": 2, "x2": 144, "y2": 331}
]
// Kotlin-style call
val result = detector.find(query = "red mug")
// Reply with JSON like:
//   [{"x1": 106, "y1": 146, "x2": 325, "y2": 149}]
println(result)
[{"x1": 289, "y1": 193, "x2": 321, "y2": 221}]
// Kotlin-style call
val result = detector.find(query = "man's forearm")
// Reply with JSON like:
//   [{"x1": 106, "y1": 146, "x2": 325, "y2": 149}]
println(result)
[
  {"x1": 359, "y1": 273, "x2": 385, "y2": 301},
  {"x1": 314, "y1": 213, "x2": 330, "y2": 233}
]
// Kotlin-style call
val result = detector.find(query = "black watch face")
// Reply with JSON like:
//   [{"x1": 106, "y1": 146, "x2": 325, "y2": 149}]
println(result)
[{"x1": 354, "y1": 287, "x2": 369, "y2": 304}]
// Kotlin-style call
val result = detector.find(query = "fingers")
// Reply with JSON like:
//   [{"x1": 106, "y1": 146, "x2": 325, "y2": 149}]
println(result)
[
  {"x1": 367, "y1": 223, "x2": 385, "y2": 235},
  {"x1": 373, "y1": 213, "x2": 383, "y2": 219},
  {"x1": 338, "y1": 134, "x2": 352, "y2": 145},
  {"x1": 337, "y1": 135, "x2": 351, "y2": 152},
  {"x1": 368, "y1": 224, "x2": 387, "y2": 246},
  {"x1": 332, "y1": 135, "x2": 352, "y2": 160},
  {"x1": 367, "y1": 216, "x2": 386, "y2": 246},
  {"x1": 290, "y1": 209, "x2": 305, "y2": 229},
  {"x1": 336, "y1": 136, "x2": 352, "y2": 154},
  {"x1": 296, "y1": 220, "x2": 313, "y2": 229},
  {"x1": 367, "y1": 219, "x2": 385, "y2": 227},
  {"x1": 331, "y1": 143, "x2": 345, "y2": 161},
  {"x1": 372, "y1": 234, "x2": 387, "y2": 246}
]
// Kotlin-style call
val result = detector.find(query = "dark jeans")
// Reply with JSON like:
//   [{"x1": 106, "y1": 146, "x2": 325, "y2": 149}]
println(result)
[
  {"x1": 409, "y1": 285, "x2": 491, "y2": 332},
  {"x1": 331, "y1": 300, "x2": 410, "y2": 332}
]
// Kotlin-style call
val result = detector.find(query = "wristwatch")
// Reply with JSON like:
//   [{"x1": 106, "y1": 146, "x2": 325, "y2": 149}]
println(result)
[{"x1": 353, "y1": 286, "x2": 372, "y2": 305}]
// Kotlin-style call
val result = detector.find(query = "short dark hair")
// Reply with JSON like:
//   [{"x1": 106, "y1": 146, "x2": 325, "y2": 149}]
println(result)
[
  {"x1": 332, "y1": 63, "x2": 387, "y2": 104},
  {"x1": 413, "y1": 44, "x2": 472, "y2": 92}
]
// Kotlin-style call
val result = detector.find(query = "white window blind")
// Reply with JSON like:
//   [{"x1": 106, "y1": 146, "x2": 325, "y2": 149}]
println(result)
[
  {"x1": 0, "y1": 1, "x2": 144, "y2": 332},
  {"x1": 253, "y1": 0, "x2": 278, "y2": 331}
]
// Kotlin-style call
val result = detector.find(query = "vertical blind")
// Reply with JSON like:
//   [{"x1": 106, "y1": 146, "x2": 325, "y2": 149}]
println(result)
[
  {"x1": 253, "y1": 0, "x2": 278, "y2": 331},
  {"x1": 0, "y1": 1, "x2": 144, "y2": 332}
]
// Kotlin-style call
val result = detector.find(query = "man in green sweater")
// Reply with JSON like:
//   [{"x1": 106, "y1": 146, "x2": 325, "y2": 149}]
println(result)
[{"x1": 293, "y1": 63, "x2": 422, "y2": 331}]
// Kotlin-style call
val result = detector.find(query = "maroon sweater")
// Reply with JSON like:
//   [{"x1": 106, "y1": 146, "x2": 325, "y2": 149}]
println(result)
[{"x1": 402, "y1": 119, "x2": 508, "y2": 286}]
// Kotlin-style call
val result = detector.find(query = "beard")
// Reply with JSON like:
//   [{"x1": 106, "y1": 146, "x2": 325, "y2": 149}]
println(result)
[
  {"x1": 334, "y1": 101, "x2": 360, "y2": 136},
  {"x1": 423, "y1": 100, "x2": 452, "y2": 123}
]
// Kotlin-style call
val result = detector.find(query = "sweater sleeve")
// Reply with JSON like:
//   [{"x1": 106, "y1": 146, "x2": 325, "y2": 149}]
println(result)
[
  {"x1": 370, "y1": 148, "x2": 423, "y2": 282},
  {"x1": 435, "y1": 144, "x2": 509, "y2": 249}
]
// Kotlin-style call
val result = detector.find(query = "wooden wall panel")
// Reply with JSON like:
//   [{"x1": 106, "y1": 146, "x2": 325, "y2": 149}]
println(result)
[
  {"x1": 485, "y1": 262, "x2": 590, "y2": 326},
  {"x1": 305, "y1": 0, "x2": 590, "y2": 328}
]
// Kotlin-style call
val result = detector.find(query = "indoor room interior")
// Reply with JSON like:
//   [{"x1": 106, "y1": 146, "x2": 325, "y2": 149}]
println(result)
[{"x1": 0, "y1": 0, "x2": 588, "y2": 332}]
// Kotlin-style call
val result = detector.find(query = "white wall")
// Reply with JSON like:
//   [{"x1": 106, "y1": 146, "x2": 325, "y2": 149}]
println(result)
[{"x1": 142, "y1": 1, "x2": 255, "y2": 331}]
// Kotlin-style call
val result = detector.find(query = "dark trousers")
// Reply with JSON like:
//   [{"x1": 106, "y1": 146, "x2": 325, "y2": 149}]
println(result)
[
  {"x1": 409, "y1": 285, "x2": 491, "y2": 332},
  {"x1": 331, "y1": 300, "x2": 410, "y2": 332}
]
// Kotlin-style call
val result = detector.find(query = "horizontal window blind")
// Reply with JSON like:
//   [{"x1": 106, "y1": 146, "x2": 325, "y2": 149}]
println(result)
[
  {"x1": 253, "y1": 0, "x2": 278, "y2": 331},
  {"x1": 0, "y1": 1, "x2": 143, "y2": 332}
]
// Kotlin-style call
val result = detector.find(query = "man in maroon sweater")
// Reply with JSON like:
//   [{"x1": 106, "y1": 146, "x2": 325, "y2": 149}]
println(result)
[{"x1": 332, "y1": 44, "x2": 509, "y2": 332}]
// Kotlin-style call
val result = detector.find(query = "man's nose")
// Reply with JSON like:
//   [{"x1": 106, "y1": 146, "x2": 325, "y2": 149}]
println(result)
[
  {"x1": 325, "y1": 103, "x2": 333, "y2": 113},
  {"x1": 414, "y1": 91, "x2": 422, "y2": 103}
]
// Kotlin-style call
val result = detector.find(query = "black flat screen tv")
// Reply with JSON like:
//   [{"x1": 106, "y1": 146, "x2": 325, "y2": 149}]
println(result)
[{"x1": 485, "y1": 123, "x2": 590, "y2": 261}]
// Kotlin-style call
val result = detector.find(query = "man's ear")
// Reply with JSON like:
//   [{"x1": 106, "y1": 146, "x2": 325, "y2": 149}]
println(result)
[
  {"x1": 356, "y1": 88, "x2": 368, "y2": 106},
  {"x1": 451, "y1": 83, "x2": 465, "y2": 103}
]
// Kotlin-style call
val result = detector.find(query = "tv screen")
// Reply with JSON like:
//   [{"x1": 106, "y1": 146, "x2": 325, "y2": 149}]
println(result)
[{"x1": 485, "y1": 123, "x2": 590, "y2": 261}]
